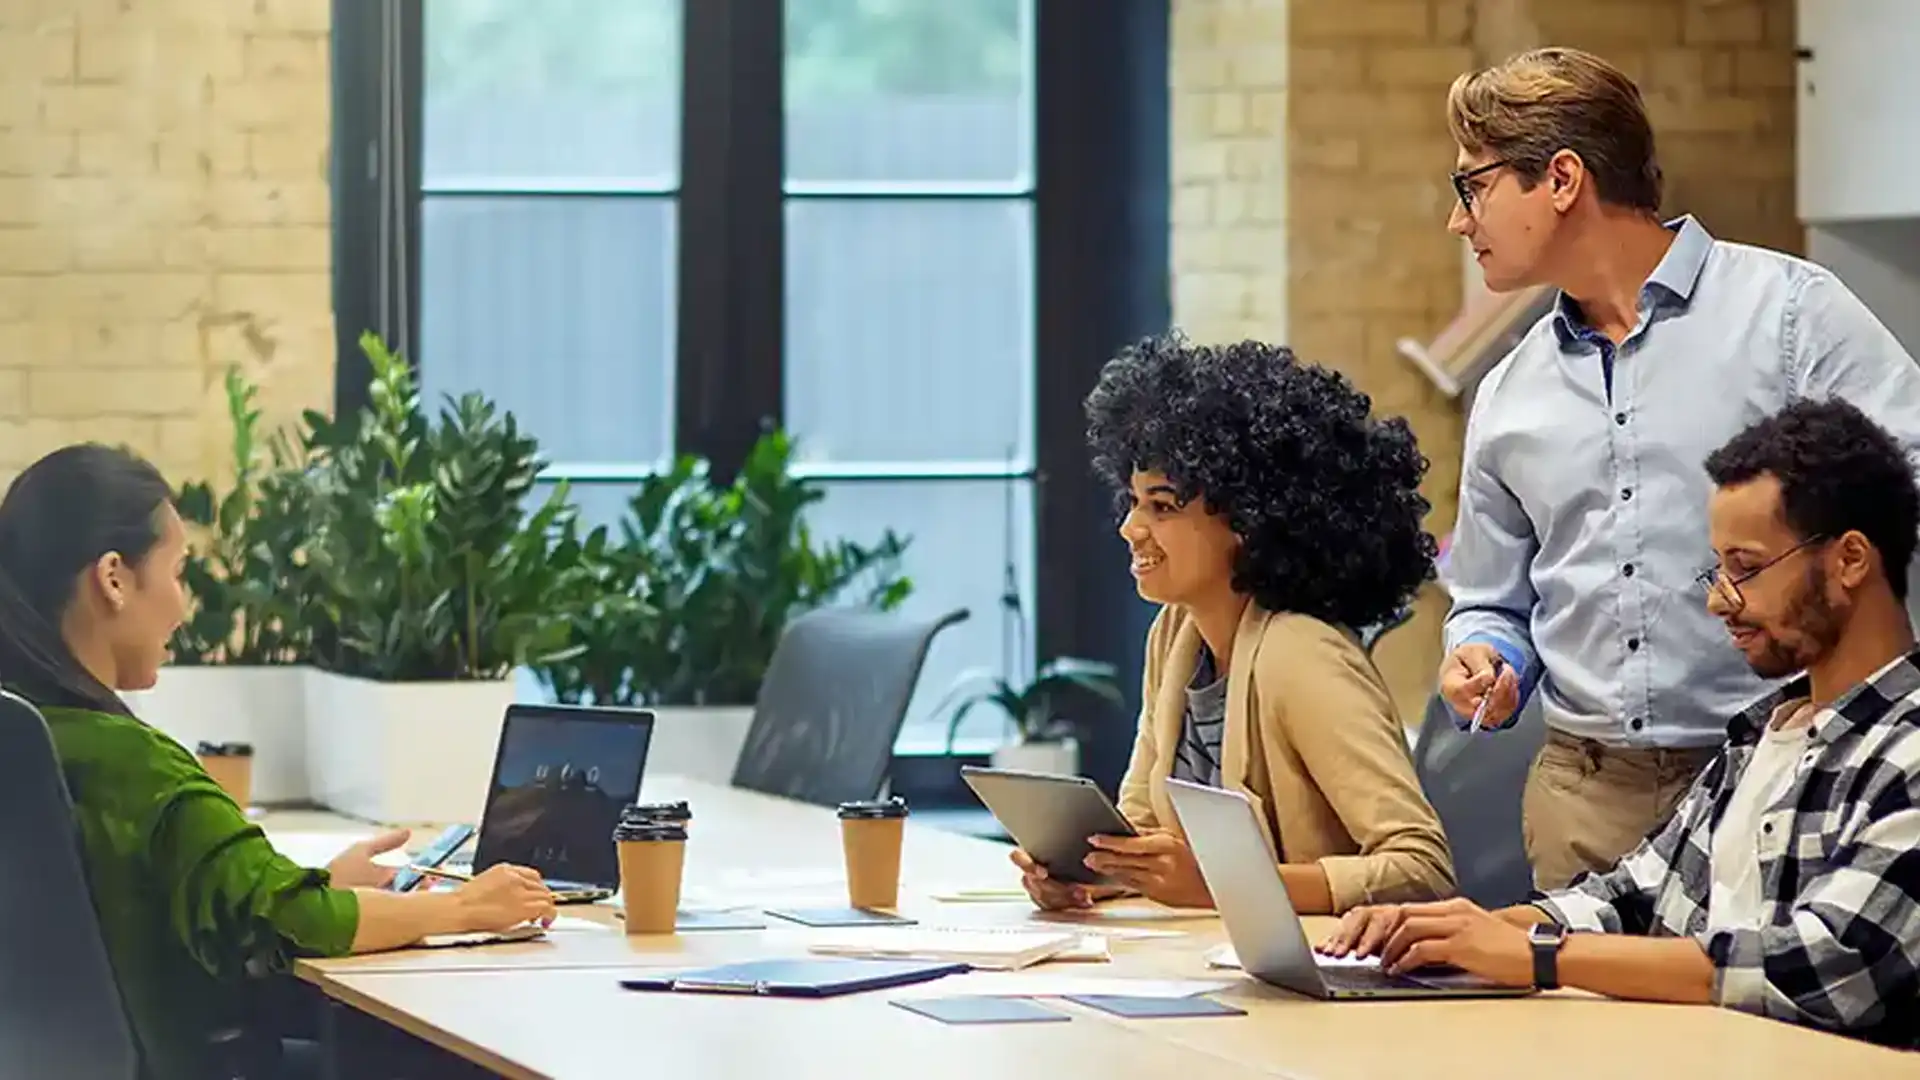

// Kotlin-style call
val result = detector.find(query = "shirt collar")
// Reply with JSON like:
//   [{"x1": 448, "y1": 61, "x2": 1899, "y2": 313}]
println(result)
[
  {"x1": 1551, "y1": 215, "x2": 1715, "y2": 344},
  {"x1": 1725, "y1": 648, "x2": 1920, "y2": 747}
]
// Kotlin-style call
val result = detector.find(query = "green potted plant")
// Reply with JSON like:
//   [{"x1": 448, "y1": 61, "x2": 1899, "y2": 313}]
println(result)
[
  {"x1": 534, "y1": 429, "x2": 913, "y2": 783},
  {"x1": 299, "y1": 332, "x2": 594, "y2": 824},
  {"x1": 126, "y1": 368, "x2": 319, "y2": 804},
  {"x1": 938, "y1": 657, "x2": 1125, "y2": 775}
]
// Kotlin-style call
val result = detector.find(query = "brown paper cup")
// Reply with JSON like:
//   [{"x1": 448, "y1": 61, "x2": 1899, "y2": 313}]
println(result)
[
  {"x1": 618, "y1": 838, "x2": 686, "y2": 934},
  {"x1": 841, "y1": 816, "x2": 905, "y2": 910},
  {"x1": 199, "y1": 755, "x2": 252, "y2": 809}
]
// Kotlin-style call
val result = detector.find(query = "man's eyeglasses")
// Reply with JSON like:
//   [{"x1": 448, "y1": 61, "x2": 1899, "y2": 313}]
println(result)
[
  {"x1": 1694, "y1": 535, "x2": 1829, "y2": 611},
  {"x1": 1449, "y1": 160, "x2": 1508, "y2": 214}
]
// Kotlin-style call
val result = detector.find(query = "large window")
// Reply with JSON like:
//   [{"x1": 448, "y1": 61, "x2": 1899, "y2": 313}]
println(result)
[
  {"x1": 342, "y1": 0, "x2": 1169, "y2": 787},
  {"x1": 783, "y1": 0, "x2": 1036, "y2": 750},
  {"x1": 420, "y1": 0, "x2": 682, "y2": 478}
]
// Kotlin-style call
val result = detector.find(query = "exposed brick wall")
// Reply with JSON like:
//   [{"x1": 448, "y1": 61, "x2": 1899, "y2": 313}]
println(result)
[
  {"x1": 1171, "y1": 0, "x2": 1799, "y2": 721},
  {"x1": 0, "y1": 0, "x2": 334, "y2": 490},
  {"x1": 1529, "y1": 0, "x2": 1800, "y2": 256},
  {"x1": 1170, "y1": 0, "x2": 1291, "y2": 347}
]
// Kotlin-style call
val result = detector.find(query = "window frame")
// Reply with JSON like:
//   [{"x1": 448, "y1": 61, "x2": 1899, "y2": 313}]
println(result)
[{"x1": 330, "y1": 0, "x2": 1169, "y2": 801}]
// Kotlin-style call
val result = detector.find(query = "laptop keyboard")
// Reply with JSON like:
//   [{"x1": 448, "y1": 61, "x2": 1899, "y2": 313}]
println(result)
[{"x1": 1317, "y1": 963, "x2": 1431, "y2": 992}]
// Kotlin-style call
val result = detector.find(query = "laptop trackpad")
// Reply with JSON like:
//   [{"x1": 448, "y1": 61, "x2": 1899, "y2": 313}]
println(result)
[{"x1": 1405, "y1": 967, "x2": 1503, "y2": 990}]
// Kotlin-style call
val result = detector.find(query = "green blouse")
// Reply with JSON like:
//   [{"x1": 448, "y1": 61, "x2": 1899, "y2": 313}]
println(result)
[{"x1": 44, "y1": 706, "x2": 360, "y2": 1080}]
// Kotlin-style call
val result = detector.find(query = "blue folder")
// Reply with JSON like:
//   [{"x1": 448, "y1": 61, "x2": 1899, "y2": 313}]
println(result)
[{"x1": 618, "y1": 958, "x2": 969, "y2": 998}]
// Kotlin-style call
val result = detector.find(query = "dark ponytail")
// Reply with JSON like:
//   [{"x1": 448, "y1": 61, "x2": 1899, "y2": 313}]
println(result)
[{"x1": 0, "y1": 444, "x2": 175, "y2": 716}]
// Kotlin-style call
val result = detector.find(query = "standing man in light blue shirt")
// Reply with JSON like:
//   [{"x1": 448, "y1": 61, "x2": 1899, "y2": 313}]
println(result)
[{"x1": 1438, "y1": 47, "x2": 1920, "y2": 889}]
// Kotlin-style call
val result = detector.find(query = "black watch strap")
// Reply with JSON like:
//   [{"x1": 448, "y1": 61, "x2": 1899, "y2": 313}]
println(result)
[{"x1": 1530, "y1": 925, "x2": 1566, "y2": 990}]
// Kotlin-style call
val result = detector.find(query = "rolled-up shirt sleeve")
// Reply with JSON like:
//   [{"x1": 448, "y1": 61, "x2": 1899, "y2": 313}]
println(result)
[{"x1": 145, "y1": 780, "x2": 359, "y2": 979}]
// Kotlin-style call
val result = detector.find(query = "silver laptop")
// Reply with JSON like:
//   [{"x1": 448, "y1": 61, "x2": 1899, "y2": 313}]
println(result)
[{"x1": 1165, "y1": 778, "x2": 1535, "y2": 1000}]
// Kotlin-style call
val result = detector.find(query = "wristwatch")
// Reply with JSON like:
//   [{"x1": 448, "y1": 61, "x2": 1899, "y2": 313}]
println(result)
[{"x1": 1528, "y1": 921, "x2": 1568, "y2": 990}]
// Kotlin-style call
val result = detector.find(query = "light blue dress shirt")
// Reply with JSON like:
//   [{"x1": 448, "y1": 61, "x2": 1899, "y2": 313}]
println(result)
[{"x1": 1443, "y1": 215, "x2": 1920, "y2": 749}]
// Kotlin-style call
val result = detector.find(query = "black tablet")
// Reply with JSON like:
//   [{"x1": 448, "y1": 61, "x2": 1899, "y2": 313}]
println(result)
[{"x1": 959, "y1": 766, "x2": 1138, "y2": 886}]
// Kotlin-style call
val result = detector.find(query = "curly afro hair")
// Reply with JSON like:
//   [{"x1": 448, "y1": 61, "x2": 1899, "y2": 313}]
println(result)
[{"x1": 1084, "y1": 332, "x2": 1438, "y2": 632}]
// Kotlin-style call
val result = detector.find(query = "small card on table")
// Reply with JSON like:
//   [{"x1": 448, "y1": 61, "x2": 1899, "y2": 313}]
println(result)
[
  {"x1": 1063, "y1": 994, "x2": 1246, "y2": 1019},
  {"x1": 892, "y1": 996, "x2": 1068, "y2": 1025},
  {"x1": 765, "y1": 906, "x2": 917, "y2": 928}
]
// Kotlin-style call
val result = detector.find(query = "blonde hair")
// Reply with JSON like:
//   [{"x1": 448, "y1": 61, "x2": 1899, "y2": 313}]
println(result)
[{"x1": 1446, "y1": 47, "x2": 1662, "y2": 212}]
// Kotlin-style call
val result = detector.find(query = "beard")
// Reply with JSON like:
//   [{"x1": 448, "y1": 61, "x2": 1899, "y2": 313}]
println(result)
[{"x1": 1738, "y1": 564, "x2": 1846, "y2": 680}]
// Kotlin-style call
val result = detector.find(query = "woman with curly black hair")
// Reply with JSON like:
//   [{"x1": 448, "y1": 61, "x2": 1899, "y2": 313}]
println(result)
[{"x1": 1010, "y1": 333, "x2": 1457, "y2": 915}]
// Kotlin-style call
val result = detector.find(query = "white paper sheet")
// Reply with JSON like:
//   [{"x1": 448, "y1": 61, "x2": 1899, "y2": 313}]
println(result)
[
  {"x1": 1206, "y1": 942, "x2": 1384, "y2": 970},
  {"x1": 1081, "y1": 926, "x2": 1186, "y2": 941},
  {"x1": 928, "y1": 887, "x2": 1031, "y2": 903},
  {"x1": 1204, "y1": 943, "x2": 1239, "y2": 969},
  {"x1": 545, "y1": 916, "x2": 615, "y2": 933},
  {"x1": 1034, "y1": 904, "x2": 1217, "y2": 923}
]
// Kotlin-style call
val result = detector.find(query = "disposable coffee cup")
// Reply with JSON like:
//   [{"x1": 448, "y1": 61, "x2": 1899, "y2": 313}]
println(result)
[
  {"x1": 630, "y1": 800, "x2": 693, "y2": 831},
  {"x1": 837, "y1": 797, "x2": 908, "y2": 910},
  {"x1": 195, "y1": 741, "x2": 254, "y2": 808},
  {"x1": 614, "y1": 810, "x2": 687, "y2": 935}
]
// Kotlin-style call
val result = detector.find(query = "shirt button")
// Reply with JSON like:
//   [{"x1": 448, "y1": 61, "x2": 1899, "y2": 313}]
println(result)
[
  {"x1": 1630, "y1": 717, "x2": 1645, "y2": 731},
  {"x1": 1621, "y1": 488, "x2": 1633, "y2": 501},
  {"x1": 1627, "y1": 638, "x2": 1641, "y2": 651},
  {"x1": 1615, "y1": 412, "x2": 1628, "y2": 426},
  {"x1": 1623, "y1": 563, "x2": 1636, "y2": 577}
]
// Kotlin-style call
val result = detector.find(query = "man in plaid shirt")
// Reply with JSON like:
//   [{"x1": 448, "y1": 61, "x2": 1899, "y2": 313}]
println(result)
[{"x1": 1320, "y1": 398, "x2": 1920, "y2": 1047}]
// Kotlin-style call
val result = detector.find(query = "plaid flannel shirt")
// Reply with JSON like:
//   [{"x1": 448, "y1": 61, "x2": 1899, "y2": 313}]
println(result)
[{"x1": 1533, "y1": 649, "x2": 1920, "y2": 1047}]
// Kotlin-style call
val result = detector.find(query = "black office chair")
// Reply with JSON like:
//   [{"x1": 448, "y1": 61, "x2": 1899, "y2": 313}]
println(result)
[
  {"x1": 0, "y1": 689, "x2": 275, "y2": 1078},
  {"x1": 730, "y1": 606, "x2": 969, "y2": 807},
  {"x1": 0, "y1": 687, "x2": 143, "y2": 1079},
  {"x1": 1411, "y1": 690, "x2": 1547, "y2": 908}
]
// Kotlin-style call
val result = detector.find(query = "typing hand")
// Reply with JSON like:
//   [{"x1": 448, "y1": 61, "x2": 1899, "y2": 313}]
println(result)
[
  {"x1": 1440, "y1": 643, "x2": 1519, "y2": 731},
  {"x1": 1316, "y1": 903, "x2": 1411, "y2": 959},
  {"x1": 1083, "y1": 830, "x2": 1211, "y2": 909},
  {"x1": 1374, "y1": 898, "x2": 1531, "y2": 985}
]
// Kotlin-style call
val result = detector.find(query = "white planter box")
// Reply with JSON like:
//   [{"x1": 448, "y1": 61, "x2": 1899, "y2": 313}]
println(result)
[
  {"x1": 303, "y1": 669, "x2": 515, "y2": 825},
  {"x1": 644, "y1": 705, "x2": 756, "y2": 785},
  {"x1": 991, "y1": 737, "x2": 1080, "y2": 777},
  {"x1": 122, "y1": 665, "x2": 309, "y2": 804}
]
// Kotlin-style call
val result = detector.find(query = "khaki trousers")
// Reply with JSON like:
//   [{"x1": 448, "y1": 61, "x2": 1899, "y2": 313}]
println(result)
[{"x1": 1521, "y1": 729, "x2": 1717, "y2": 891}]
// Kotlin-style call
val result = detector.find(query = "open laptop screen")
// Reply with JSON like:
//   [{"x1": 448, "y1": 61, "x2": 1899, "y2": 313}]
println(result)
[{"x1": 471, "y1": 704, "x2": 654, "y2": 889}]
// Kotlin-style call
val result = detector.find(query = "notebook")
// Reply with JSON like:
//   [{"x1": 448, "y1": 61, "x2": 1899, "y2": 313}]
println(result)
[
  {"x1": 618, "y1": 958, "x2": 969, "y2": 998},
  {"x1": 418, "y1": 924, "x2": 549, "y2": 949},
  {"x1": 805, "y1": 926, "x2": 1091, "y2": 970}
]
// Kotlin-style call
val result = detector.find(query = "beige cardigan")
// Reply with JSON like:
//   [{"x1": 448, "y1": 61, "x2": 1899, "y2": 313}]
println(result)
[{"x1": 1116, "y1": 601, "x2": 1457, "y2": 912}]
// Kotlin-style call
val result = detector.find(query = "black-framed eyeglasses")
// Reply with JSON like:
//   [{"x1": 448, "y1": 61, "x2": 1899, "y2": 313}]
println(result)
[
  {"x1": 1694, "y1": 535, "x2": 1830, "y2": 611},
  {"x1": 1450, "y1": 160, "x2": 1508, "y2": 213}
]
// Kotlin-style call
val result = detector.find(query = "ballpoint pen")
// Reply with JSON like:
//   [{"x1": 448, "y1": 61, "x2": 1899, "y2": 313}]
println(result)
[
  {"x1": 402, "y1": 863, "x2": 472, "y2": 884},
  {"x1": 1469, "y1": 656, "x2": 1506, "y2": 733}
]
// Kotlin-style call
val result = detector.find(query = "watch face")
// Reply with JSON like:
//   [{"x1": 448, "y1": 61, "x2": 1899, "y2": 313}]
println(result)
[{"x1": 1529, "y1": 922, "x2": 1567, "y2": 945}]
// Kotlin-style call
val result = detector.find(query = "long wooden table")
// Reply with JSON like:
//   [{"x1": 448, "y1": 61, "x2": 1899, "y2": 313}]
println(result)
[{"x1": 293, "y1": 778, "x2": 1920, "y2": 1080}]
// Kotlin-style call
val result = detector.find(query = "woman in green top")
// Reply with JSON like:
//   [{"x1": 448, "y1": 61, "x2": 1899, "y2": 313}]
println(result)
[{"x1": 0, "y1": 444, "x2": 558, "y2": 1079}]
